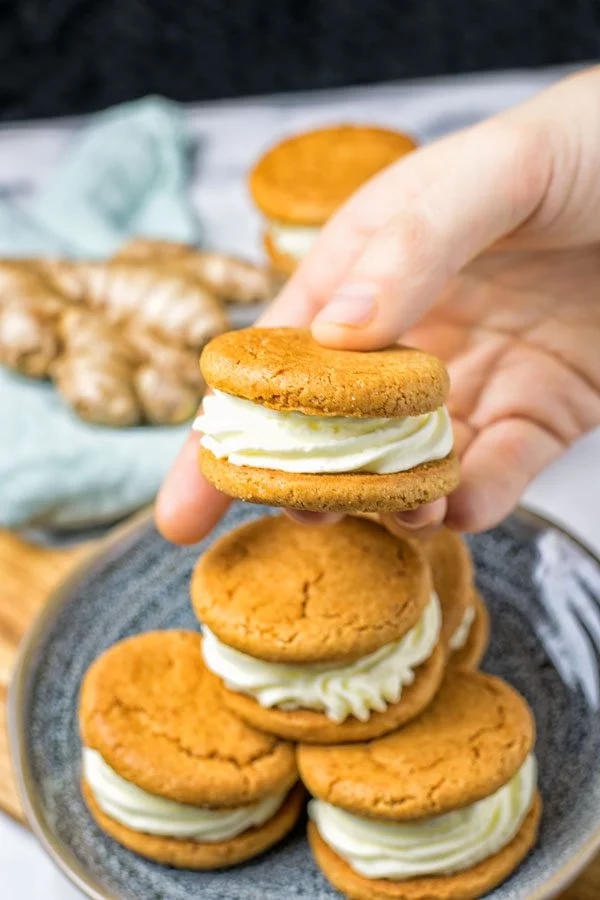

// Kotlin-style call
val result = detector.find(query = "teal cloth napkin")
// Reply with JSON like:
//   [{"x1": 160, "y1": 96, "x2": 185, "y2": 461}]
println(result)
[
  {"x1": 0, "y1": 96, "x2": 201, "y2": 258},
  {"x1": 0, "y1": 97, "x2": 201, "y2": 529},
  {"x1": 1, "y1": 370, "x2": 185, "y2": 529}
]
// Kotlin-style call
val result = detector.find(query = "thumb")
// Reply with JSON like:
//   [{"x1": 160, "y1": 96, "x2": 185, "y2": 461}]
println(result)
[{"x1": 310, "y1": 115, "x2": 552, "y2": 350}]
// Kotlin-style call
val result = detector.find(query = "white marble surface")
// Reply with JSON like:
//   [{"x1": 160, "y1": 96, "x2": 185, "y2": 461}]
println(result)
[{"x1": 2, "y1": 64, "x2": 600, "y2": 898}]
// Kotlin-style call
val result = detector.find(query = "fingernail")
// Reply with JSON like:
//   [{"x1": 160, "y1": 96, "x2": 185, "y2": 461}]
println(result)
[
  {"x1": 393, "y1": 512, "x2": 432, "y2": 531},
  {"x1": 393, "y1": 499, "x2": 446, "y2": 531},
  {"x1": 313, "y1": 285, "x2": 376, "y2": 327}
]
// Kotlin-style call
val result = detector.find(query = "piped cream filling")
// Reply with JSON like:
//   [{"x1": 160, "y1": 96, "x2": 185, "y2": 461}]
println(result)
[
  {"x1": 449, "y1": 604, "x2": 476, "y2": 651},
  {"x1": 267, "y1": 221, "x2": 320, "y2": 260},
  {"x1": 201, "y1": 593, "x2": 441, "y2": 723},
  {"x1": 82, "y1": 748, "x2": 287, "y2": 841},
  {"x1": 309, "y1": 754, "x2": 537, "y2": 880},
  {"x1": 195, "y1": 391, "x2": 453, "y2": 475}
]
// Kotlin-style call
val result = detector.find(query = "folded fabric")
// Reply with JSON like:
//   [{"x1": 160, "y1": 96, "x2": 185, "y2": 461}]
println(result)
[
  {"x1": 1, "y1": 369, "x2": 187, "y2": 529},
  {"x1": 0, "y1": 96, "x2": 202, "y2": 529},
  {"x1": 32, "y1": 97, "x2": 201, "y2": 257},
  {"x1": 0, "y1": 202, "x2": 67, "y2": 258}
]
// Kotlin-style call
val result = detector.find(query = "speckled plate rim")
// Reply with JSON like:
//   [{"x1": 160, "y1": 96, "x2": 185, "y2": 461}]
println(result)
[{"x1": 7, "y1": 505, "x2": 600, "y2": 900}]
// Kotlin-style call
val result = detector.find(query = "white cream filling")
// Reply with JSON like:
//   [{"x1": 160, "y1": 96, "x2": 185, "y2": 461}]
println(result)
[
  {"x1": 195, "y1": 391, "x2": 453, "y2": 475},
  {"x1": 267, "y1": 220, "x2": 320, "y2": 260},
  {"x1": 449, "y1": 604, "x2": 476, "y2": 651},
  {"x1": 201, "y1": 593, "x2": 441, "y2": 723},
  {"x1": 309, "y1": 754, "x2": 537, "y2": 880},
  {"x1": 83, "y1": 748, "x2": 287, "y2": 841}
]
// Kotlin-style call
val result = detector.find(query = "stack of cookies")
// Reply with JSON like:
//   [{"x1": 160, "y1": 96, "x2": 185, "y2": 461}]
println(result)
[{"x1": 78, "y1": 326, "x2": 540, "y2": 899}]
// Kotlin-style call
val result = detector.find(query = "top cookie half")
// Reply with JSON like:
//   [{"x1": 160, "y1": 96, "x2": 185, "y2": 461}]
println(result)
[
  {"x1": 249, "y1": 125, "x2": 417, "y2": 225},
  {"x1": 200, "y1": 327, "x2": 449, "y2": 418}
]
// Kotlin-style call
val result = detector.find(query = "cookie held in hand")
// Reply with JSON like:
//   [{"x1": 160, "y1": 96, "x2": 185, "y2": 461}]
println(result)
[{"x1": 196, "y1": 327, "x2": 459, "y2": 512}]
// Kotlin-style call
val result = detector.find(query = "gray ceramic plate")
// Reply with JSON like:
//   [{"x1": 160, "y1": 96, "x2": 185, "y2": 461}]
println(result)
[{"x1": 8, "y1": 504, "x2": 600, "y2": 900}]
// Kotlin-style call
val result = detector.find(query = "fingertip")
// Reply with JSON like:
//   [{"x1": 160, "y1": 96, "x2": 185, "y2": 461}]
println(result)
[
  {"x1": 444, "y1": 487, "x2": 496, "y2": 534},
  {"x1": 309, "y1": 284, "x2": 403, "y2": 351},
  {"x1": 445, "y1": 418, "x2": 564, "y2": 533},
  {"x1": 310, "y1": 317, "x2": 398, "y2": 352},
  {"x1": 155, "y1": 433, "x2": 231, "y2": 545},
  {"x1": 155, "y1": 482, "x2": 231, "y2": 545},
  {"x1": 380, "y1": 498, "x2": 448, "y2": 539}
]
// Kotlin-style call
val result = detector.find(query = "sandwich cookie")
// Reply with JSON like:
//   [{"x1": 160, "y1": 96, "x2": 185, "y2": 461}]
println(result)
[
  {"x1": 79, "y1": 631, "x2": 302, "y2": 868},
  {"x1": 450, "y1": 590, "x2": 490, "y2": 672},
  {"x1": 416, "y1": 528, "x2": 490, "y2": 670},
  {"x1": 192, "y1": 515, "x2": 446, "y2": 743},
  {"x1": 249, "y1": 125, "x2": 417, "y2": 275},
  {"x1": 298, "y1": 670, "x2": 540, "y2": 900},
  {"x1": 196, "y1": 328, "x2": 459, "y2": 513}
]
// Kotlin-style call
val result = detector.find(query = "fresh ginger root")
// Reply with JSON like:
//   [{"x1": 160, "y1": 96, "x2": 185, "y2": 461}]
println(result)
[
  {"x1": 116, "y1": 238, "x2": 276, "y2": 305},
  {"x1": 0, "y1": 262, "x2": 65, "y2": 376},
  {"x1": 53, "y1": 309, "x2": 141, "y2": 427},
  {"x1": 134, "y1": 365, "x2": 200, "y2": 425},
  {"x1": 0, "y1": 239, "x2": 274, "y2": 426}
]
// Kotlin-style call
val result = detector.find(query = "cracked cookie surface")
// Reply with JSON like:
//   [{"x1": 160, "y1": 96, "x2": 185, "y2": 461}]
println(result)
[
  {"x1": 79, "y1": 630, "x2": 297, "y2": 806},
  {"x1": 297, "y1": 670, "x2": 535, "y2": 819},
  {"x1": 192, "y1": 515, "x2": 431, "y2": 664},
  {"x1": 200, "y1": 328, "x2": 450, "y2": 418}
]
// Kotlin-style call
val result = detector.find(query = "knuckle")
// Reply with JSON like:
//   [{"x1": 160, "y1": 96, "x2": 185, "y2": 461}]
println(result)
[
  {"x1": 387, "y1": 209, "x2": 439, "y2": 277},
  {"x1": 483, "y1": 118, "x2": 552, "y2": 216}
]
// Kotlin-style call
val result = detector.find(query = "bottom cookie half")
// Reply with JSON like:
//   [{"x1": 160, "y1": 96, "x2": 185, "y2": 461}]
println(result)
[
  {"x1": 198, "y1": 448, "x2": 460, "y2": 513},
  {"x1": 82, "y1": 780, "x2": 305, "y2": 869},
  {"x1": 308, "y1": 793, "x2": 541, "y2": 900},
  {"x1": 220, "y1": 643, "x2": 446, "y2": 744}
]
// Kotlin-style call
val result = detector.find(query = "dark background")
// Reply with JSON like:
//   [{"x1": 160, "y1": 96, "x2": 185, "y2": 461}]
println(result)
[{"x1": 0, "y1": 0, "x2": 599, "y2": 121}]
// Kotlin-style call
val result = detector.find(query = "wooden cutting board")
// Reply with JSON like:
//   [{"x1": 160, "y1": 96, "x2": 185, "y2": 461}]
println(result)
[
  {"x1": 0, "y1": 528, "x2": 598, "y2": 898},
  {"x1": 0, "y1": 528, "x2": 90, "y2": 823}
]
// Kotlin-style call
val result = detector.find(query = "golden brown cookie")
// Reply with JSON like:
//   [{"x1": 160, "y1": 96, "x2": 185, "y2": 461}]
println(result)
[
  {"x1": 200, "y1": 328, "x2": 449, "y2": 418},
  {"x1": 199, "y1": 448, "x2": 458, "y2": 514},
  {"x1": 192, "y1": 515, "x2": 431, "y2": 664},
  {"x1": 83, "y1": 780, "x2": 305, "y2": 870},
  {"x1": 308, "y1": 794, "x2": 542, "y2": 900},
  {"x1": 197, "y1": 328, "x2": 459, "y2": 512},
  {"x1": 80, "y1": 631, "x2": 297, "y2": 805},
  {"x1": 297, "y1": 670, "x2": 535, "y2": 819},
  {"x1": 219, "y1": 642, "x2": 446, "y2": 743},
  {"x1": 194, "y1": 516, "x2": 445, "y2": 743},
  {"x1": 449, "y1": 590, "x2": 490, "y2": 671},
  {"x1": 250, "y1": 125, "x2": 417, "y2": 224},
  {"x1": 79, "y1": 631, "x2": 302, "y2": 868},
  {"x1": 415, "y1": 528, "x2": 473, "y2": 649}
]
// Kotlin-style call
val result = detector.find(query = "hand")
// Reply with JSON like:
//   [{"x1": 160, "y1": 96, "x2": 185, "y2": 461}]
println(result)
[{"x1": 157, "y1": 67, "x2": 600, "y2": 545}]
